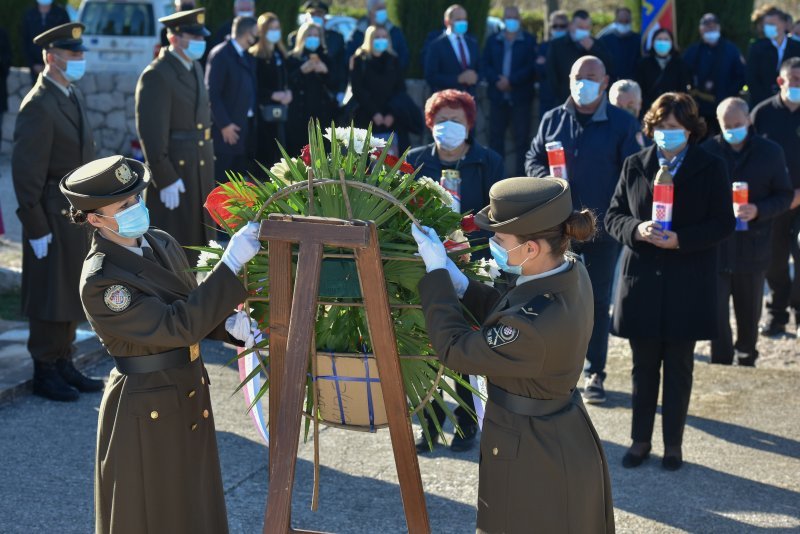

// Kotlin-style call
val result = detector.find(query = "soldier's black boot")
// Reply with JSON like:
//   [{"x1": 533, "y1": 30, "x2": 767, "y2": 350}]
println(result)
[
  {"x1": 33, "y1": 362, "x2": 80, "y2": 402},
  {"x1": 56, "y1": 359, "x2": 104, "y2": 392},
  {"x1": 450, "y1": 422, "x2": 478, "y2": 452}
]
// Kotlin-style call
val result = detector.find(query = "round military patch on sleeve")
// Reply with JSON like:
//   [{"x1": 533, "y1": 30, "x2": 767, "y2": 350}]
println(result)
[
  {"x1": 104, "y1": 285, "x2": 132, "y2": 312},
  {"x1": 484, "y1": 322, "x2": 519, "y2": 348}
]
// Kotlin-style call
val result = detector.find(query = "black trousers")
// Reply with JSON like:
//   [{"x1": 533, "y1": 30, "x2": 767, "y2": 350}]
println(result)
[
  {"x1": 711, "y1": 271, "x2": 765, "y2": 364},
  {"x1": 422, "y1": 373, "x2": 477, "y2": 432},
  {"x1": 765, "y1": 207, "x2": 800, "y2": 326},
  {"x1": 489, "y1": 99, "x2": 531, "y2": 176},
  {"x1": 28, "y1": 318, "x2": 77, "y2": 364},
  {"x1": 629, "y1": 338, "x2": 696, "y2": 447}
]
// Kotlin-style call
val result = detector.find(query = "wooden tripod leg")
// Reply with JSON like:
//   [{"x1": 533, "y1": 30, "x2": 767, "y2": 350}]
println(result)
[
  {"x1": 268, "y1": 240, "x2": 293, "y2": 482},
  {"x1": 355, "y1": 224, "x2": 431, "y2": 534},
  {"x1": 264, "y1": 241, "x2": 324, "y2": 534}
]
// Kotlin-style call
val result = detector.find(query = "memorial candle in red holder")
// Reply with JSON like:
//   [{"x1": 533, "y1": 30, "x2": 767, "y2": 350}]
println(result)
[
  {"x1": 545, "y1": 141, "x2": 568, "y2": 180},
  {"x1": 732, "y1": 181, "x2": 749, "y2": 231},
  {"x1": 652, "y1": 164, "x2": 674, "y2": 231}
]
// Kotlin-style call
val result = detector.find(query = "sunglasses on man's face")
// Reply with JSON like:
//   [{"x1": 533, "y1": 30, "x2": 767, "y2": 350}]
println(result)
[{"x1": 551, "y1": 24, "x2": 568, "y2": 30}]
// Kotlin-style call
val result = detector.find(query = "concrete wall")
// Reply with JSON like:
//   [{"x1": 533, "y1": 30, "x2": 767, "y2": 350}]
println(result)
[{"x1": 2, "y1": 67, "x2": 538, "y2": 175}]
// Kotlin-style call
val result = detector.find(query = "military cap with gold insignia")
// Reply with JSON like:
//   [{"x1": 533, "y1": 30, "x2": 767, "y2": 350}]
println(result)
[
  {"x1": 60, "y1": 156, "x2": 151, "y2": 212},
  {"x1": 33, "y1": 22, "x2": 88, "y2": 52},
  {"x1": 159, "y1": 7, "x2": 211, "y2": 36},
  {"x1": 474, "y1": 177, "x2": 573, "y2": 235}
]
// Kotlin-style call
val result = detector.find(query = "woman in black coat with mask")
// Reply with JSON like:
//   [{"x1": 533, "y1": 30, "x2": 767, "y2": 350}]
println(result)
[{"x1": 635, "y1": 29, "x2": 691, "y2": 116}]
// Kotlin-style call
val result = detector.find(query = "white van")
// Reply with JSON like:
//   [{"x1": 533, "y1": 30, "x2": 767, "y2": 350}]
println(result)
[{"x1": 77, "y1": 0, "x2": 174, "y2": 73}]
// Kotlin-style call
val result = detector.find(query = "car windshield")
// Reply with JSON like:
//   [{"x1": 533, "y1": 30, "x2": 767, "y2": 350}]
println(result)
[{"x1": 81, "y1": 2, "x2": 155, "y2": 36}]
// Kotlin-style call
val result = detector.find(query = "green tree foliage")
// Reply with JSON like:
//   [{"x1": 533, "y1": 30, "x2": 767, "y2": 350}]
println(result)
[{"x1": 5, "y1": 0, "x2": 41, "y2": 66}]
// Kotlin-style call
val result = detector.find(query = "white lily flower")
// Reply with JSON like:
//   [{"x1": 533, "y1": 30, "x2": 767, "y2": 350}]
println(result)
[
  {"x1": 197, "y1": 241, "x2": 223, "y2": 268},
  {"x1": 417, "y1": 176, "x2": 454, "y2": 207},
  {"x1": 324, "y1": 126, "x2": 386, "y2": 154}
]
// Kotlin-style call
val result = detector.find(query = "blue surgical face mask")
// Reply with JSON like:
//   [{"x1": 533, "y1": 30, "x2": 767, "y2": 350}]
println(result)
[
  {"x1": 551, "y1": 29, "x2": 567, "y2": 39},
  {"x1": 305, "y1": 35, "x2": 320, "y2": 51},
  {"x1": 266, "y1": 29, "x2": 282, "y2": 44},
  {"x1": 723, "y1": 126, "x2": 748, "y2": 145},
  {"x1": 703, "y1": 30, "x2": 720, "y2": 44},
  {"x1": 433, "y1": 120, "x2": 467, "y2": 150},
  {"x1": 764, "y1": 23, "x2": 779, "y2": 39},
  {"x1": 37, "y1": 0, "x2": 53, "y2": 5},
  {"x1": 787, "y1": 86, "x2": 800, "y2": 103},
  {"x1": 57, "y1": 56, "x2": 86, "y2": 82},
  {"x1": 653, "y1": 39, "x2": 672, "y2": 56},
  {"x1": 489, "y1": 238, "x2": 528, "y2": 275},
  {"x1": 311, "y1": 16, "x2": 325, "y2": 27},
  {"x1": 184, "y1": 39, "x2": 206, "y2": 60},
  {"x1": 372, "y1": 37, "x2": 389, "y2": 53},
  {"x1": 99, "y1": 198, "x2": 150, "y2": 239},
  {"x1": 374, "y1": 9, "x2": 388, "y2": 25},
  {"x1": 453, "y1": 20, "x2": 468, "y2": 35},
  {"x1": 570, "y1": 78, "x2": 601, "y2": 106},
  {"x1": 653, "y1": 129, "x2": 687, "y2": 152},
  {"x1": 504, "y1": 18, "x2": 520, "y2": 33},
  {"x1": 572, "y1": 28, "x2": 590, "y2": 41}
]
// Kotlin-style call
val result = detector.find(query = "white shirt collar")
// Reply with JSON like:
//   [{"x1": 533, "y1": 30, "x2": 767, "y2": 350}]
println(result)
[
  {"x1": 43, "y1": 74, "x2": 71, "y2": 97},
  {"x1": 168, "y1": 46, "x2": 193, "y2": 70},
  {"x1": 122, "y1": 235, "x2": 152, "y2": 257},
  {"x1": 515, "y1": 259, "x2": 571, "y2": 285}
]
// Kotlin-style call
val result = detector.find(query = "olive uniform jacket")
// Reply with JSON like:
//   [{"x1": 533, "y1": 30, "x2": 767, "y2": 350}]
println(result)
[
  {"x1": 12, "y1": 75, "x2": 95, "y2": 321},
  {"x1": 135, "y1": 50, "x2": 216, "y2": 262},
  {"x1": 419, "y1": 261, "x2": 615, "y2": 534},
  {"x1": 80, "y1": 229, "x2": 247, "y2": 534}
]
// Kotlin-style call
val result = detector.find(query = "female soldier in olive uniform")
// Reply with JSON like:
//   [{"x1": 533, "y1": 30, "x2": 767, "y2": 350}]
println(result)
[
  {"x1": 60, "y1": 156, "x2": 261, "y2": 534},
  {"x1": 412, "y1": 177, "x2": 614, "y2": 533}
]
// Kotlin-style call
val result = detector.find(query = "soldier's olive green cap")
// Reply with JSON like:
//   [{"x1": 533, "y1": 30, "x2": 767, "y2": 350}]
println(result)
[
  {"x1": 474, "y1": 177, "x2": 573, "y2": 235},
  {"x1": 159, "y1": 7, "x2": 211, "y2": 36},
  {"x1": 33, "y1": 22, "x2": 88, "y2": 52},
  {"x1": 60, "y1": 156, "x2": 151, "y2": 212}
]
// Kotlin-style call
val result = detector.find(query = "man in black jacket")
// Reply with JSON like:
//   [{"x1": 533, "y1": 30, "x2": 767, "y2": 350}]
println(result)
[
  {"x1": 545, "y1": 10, "x2": 612, "y2": 104},
  {"x1": 702, "y1": 97, "x2": 793, "y2": 366},
  {"x1": 747, "y1": 7, "x2": 800, "y2": 107},
  {"x1": 21, "y1": 0, "x2": 70, "y2": 85},
  {"x1": 751, "y1": 57, "x2": 800, "y2": 337}
]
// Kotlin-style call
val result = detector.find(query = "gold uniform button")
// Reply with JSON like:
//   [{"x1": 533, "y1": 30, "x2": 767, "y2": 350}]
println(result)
[
  {"x1": 150, "y1": 410, "x2": 159, "y2": 420},
  {"x1": 199, "y1": 160, "x2": 205, "y2": 166},
  {"x1": 178, "y1": 159, "x2": 185, "y2": 166},
  {"x1": 197, "y1": 123, "x2": 203, "y2": 129},
  {"x1": 188, "y1": 390, "x2": 196, "y2": 398},
  {"x1": 201, "y1": 376, "x2": 205, "y2": 385},
  {"x1": 198, "y1": 140, "x2": 204, "y2": 147},
  {"x1": 492, "y1": 447, "x2": 498, "y2": 456},
  {"x1": 60, "y1": 209, "x2": 68, "y2": 215},
  {"x1": 203, "y1": 409, "x2": 209, "y2": 419},
  {"x1": 191, "y1": 423, "x2": 198, "y2": 431}
]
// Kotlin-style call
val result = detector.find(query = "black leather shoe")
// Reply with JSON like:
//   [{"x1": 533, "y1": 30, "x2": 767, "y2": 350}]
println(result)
[
  {"x1": 450, "y1": 423, "x2": 478, "y2": 452},
  {"x1": 56, "y1": 359, "x2": 104, "y2": 392},
  {"x1": 622, "y1": 443, "x2": 651, "y2": 468},
  {"x1": 759, "y1": 322, "x2": 785, "y2": 337},
  {"x1": 33, "y1": 362, "x2": 79, "y2": 402},
  {"x1": 662, "y1": 449, "x2": 684, "y2": 471},
  {"x1": 737, "y1": 354, "x2": 757, "y2": 367},
  {"x1": 415, "y1": 430, "x2": 439, "y2": 454}
]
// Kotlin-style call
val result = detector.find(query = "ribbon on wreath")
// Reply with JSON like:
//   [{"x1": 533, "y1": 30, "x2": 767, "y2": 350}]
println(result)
[{"x1": 237, "y1": 345, "x2": 269, "y2": 444}]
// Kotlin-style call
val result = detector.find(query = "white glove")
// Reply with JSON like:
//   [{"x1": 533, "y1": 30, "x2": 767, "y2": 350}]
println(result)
[
  {"x1": 445, "y1": 258, "x2": 469, "y2": 299},
  {"x1": 411, "y1": 225, "x2": 447, "y2": 272},
  {"x1": 29, "y1": 233, "x2": 52, "y2": 259},
  {"x1": 225, "y1": 310, "x2": 262, "y2": 348},
  {"x1": 221, "y1": 222, "x2": 261, "y2": 274},
  {"x1": 160, "y1": 178, "x2": 185, "y2": 210}
]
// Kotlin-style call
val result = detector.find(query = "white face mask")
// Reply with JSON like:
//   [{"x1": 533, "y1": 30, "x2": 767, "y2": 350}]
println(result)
[{"x1": 433, "y1": 120, "x2": 467, "y2": 150}]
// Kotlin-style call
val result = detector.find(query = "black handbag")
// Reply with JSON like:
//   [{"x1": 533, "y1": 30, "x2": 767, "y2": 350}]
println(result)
[{"x1": 259, "y1": 103, "x2": 288, "y2": 122}]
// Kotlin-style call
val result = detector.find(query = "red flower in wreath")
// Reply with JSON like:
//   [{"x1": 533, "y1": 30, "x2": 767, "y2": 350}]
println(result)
[
  {"x1": 408, "y1": 186, "x2": 425, "y2": 209},
  {"x1": 373, "y1": 150, "x2": 415, "y2": 174},
  {"x1": 460, "y1": 214, "x2": 479, "y2": 233},
  {"x1": 299, "y1": 144, "x2": 312, "y2": 166},
  {"x1": 204, "y1": 183, "x2": 257, "y2": 227}
]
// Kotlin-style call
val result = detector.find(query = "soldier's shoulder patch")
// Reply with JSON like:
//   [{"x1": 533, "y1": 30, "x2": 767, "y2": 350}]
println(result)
[
  {"x1": 86, "y1": 253, "x2": 105, "y2": 275},
  {"x1": 104, "y1": 285, "x2": 131, "y2": 312},
  {"x1": 484, "y1": 322, "x2": 520, "y2": 348},
  {"x1": 517, "y1": 293, "x2": 554, "y2": 319}
]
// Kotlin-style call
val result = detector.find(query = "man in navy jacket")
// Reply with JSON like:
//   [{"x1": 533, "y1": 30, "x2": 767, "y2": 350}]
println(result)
[
  {"x1": 482, "y1": 6, "x2": 537, "y2": 175},
  {"x1": 746, "y1": 7, "x2": 800, "y2": 107},
  {"x1": 526, "y1": 56, "x2": 640, "y2": 404},
  {"x1": 205, "y1": 16, "x2": 258, "y2": 181},
  {"x1": 424, "y1": 4, "x2": 480, "y2": 95}
]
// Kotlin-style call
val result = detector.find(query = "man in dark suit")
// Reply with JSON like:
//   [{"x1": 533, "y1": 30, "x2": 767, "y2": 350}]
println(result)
[
  {"x1": 597, "y1": 6, "x2": 640, "y2": 82},
  {"x1": 482, "y1": 5, "x2": 537, "y2": 175},
  {"x1": 12, "y1": 22, "x2": 101, "y2": 401},
  {"x1": 424, "y1": 4, "x2": 480, "y2": 95},
  {"x1": 21, "y1": 0, "x2": 70, "y2": 85},
  {"x1": 747, "y1": 7, "x2": 800, "y2": 107},
  {"x1": 702, "y1": 97, "x2": 793, "y2": 366},
  {"x1": 206, "y1": 16, "x2": 257, "y2": 181},
  {"x1": 546, "y1": 9, "x2": 612, "y2": 104},
  {"x1": 209, "y1": 0, "x2": 254, "y2": 48}
]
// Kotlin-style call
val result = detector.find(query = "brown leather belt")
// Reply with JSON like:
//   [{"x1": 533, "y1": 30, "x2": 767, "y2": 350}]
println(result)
[
  {"x1": 114, "y1": 344, "x2": 200, "y2": 374},
  {"x1": 488, "y1": 383, "x2": 577, "y2": 417}
]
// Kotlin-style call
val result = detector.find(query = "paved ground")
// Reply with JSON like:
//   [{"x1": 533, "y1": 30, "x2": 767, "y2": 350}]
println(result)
[{"x1": 0, "y1": 334, "x2": 797, "y2": 533}]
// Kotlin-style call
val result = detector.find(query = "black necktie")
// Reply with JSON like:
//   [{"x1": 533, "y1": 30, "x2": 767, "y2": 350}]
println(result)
[{"x1": 142, "y1": 247, "x2": 158, "y2": 264}]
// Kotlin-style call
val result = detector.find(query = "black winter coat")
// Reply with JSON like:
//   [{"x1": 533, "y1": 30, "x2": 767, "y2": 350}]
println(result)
[
  {"x1": 605, "y1": 144, "x2": 735, "y2": 340},
  {"x1": 635, "y1": 53, "x2": 691, "y2": 115},
  {"x1": 746, "y1": 38, "x2": 800, "y2": 107},
  {"x1": 701, "y1": 133, "x2": 793, "y2": 273},
  {"x1": 350, "y1": 52, "x2": 406, "y2": 130},
  {"x1": 285, "y1": 50, "x2": 337, "y2": 154}
]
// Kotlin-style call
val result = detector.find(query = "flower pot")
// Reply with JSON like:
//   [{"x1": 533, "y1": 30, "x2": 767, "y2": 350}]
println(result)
[{"x1": 314, "y1": 352, "x2": 387, "y2": 431}]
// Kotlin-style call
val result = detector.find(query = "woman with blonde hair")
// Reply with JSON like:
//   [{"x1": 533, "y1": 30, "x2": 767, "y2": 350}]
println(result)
[
  {"x1": 249, "y1": 12, "x2": 292, "y2": 166},
  {"x1": 350, "y1": 25, "x2": 418, "y2": 151},
  {"x1": 285, "y1": 21, "x2": 336, "y2": 153}
]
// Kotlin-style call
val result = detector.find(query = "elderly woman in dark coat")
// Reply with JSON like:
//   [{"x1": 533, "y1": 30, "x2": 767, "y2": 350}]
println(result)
[
  {"x1": 605, "y1": 92, "x2": 735, "y2": 471},
  {"x1": 413, "y1": 177, "x2": 614, "y2": 533}
]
